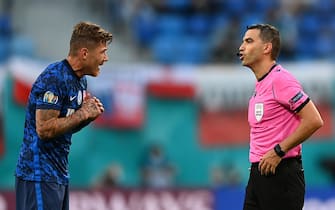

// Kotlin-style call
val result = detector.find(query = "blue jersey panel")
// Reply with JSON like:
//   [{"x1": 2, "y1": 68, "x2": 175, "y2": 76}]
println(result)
[{"x1": 15, "y1": 59, "x2": 87, "y2": 184}]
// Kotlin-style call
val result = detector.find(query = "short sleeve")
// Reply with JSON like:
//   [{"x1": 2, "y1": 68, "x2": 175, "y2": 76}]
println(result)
[
  {"x1": 272, "y1": 71, "x2": 309, "y2": 112},
  {"x1": 34, "y1": 71, "x2": 64, "y2": 110}
]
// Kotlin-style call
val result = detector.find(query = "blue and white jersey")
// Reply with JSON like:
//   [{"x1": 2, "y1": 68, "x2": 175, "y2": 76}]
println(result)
[{"x1": 15, "y1": 59, "x2": 87, "y2": 185}]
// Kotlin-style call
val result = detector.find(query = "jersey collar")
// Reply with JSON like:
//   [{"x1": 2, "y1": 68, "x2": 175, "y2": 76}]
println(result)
[
  {"x1": 258, "y1": 63, "x2": 278, "y2": 82},
  {"x1": 62, "y1": 59, "x2": 81, "y2": 79}
]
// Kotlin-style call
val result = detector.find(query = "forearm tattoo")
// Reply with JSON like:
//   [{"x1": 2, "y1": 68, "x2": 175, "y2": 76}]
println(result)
[
  {"x1": 36, "y1": 108, "x2": 89, "y2": 140},
  {"x1": 35, "y1": 97, "x2": 103, "y2": 140}
]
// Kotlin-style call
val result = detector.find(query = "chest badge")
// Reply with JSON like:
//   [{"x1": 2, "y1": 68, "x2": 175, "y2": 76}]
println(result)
[
  {"x1": 77, "y1": 90, "x2": 83, "y2": 105},
  {"x1": 255, "y1": 103, "x2": 264, "y2": 122}
]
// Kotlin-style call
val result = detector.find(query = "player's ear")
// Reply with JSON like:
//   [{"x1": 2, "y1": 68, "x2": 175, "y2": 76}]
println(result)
[{"x1": 80, "y1": 48, "x2": 89, "y2": 60}]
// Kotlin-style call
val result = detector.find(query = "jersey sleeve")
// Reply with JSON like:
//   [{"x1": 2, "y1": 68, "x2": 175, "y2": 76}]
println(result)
[
  {"x1": 272, "y1": 71, "x2": 309, "y2": 113},
  {"x1": 35, "y1": 71, "x2": 65, "y2": 110}
]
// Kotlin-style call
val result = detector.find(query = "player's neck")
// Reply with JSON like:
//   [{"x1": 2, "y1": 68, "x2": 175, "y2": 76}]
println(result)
[{"x1": 66, "y1": 56, "x2": 84, "y2": 78}]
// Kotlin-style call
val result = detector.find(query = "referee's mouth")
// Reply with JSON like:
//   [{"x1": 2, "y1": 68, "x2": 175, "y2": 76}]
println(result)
[{"x1": 237, "y1": 52, "x2": 244, "y2": 61}]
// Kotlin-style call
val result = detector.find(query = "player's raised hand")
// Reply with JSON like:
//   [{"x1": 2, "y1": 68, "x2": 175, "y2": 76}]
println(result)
[
  {"x1": 93, "y1": 96, "x2": 104, "y2": 113},
  {"x1": 80, "y1": 94, "x2": 104, "y2": 121}
]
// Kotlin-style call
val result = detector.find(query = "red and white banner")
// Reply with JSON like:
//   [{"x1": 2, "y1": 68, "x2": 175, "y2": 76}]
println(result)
[
  {"x1": 147, "y1": 67, "x2": 195, "y2": 99},
  {"x1": 87, "y1": 65, "x2": 152, "y2": 129},
  {"x1": 89, "y1": 65, "x2": 195, "y2": 128},
  {"x1": 9, "y1": 57, "x2": 45, "y2": 106}
]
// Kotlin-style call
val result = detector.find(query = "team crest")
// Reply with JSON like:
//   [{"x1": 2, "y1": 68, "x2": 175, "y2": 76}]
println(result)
[
  {"x1": 77, "y1": 90, "x2": 83, "y2": 105},
  {"x1": 43, "y1": 91, "x2": 58, "y2": 104},
  {"x1": 255, "y1": 103, "x2": 264, "y2": 122}
]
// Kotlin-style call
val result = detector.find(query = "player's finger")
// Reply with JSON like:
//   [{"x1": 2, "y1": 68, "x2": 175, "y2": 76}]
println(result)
[
  {"x1": 96, "y1": 101, "x2": 104, "y2": 108},
  {"x1": 93, "y1": 96, "x2": 101, "y2": 103},
  {"x1": 84, "y1": 92, "x2": 92, "y2": 100}
]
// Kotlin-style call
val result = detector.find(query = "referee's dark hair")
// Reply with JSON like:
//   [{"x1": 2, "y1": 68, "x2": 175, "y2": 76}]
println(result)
[{"x1": 247, "y1": 24, "x2": 280, "y2": 60}]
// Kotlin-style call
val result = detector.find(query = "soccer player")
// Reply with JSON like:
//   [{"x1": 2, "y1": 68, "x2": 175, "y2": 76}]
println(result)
[
  {"x1": 238, "y1": 23, "x2": 323, "y2": 210},
  {"x1": 15, "y1": 21, "x2": 113, "y2": 210}
]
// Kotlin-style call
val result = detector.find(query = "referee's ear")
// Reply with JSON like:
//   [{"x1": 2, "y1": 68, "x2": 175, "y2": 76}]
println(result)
[{"x1": 263, "y1": 42, "x2": 272, "y2": 56}]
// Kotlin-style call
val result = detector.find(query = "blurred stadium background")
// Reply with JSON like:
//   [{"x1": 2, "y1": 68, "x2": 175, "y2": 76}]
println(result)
[{"x1": 1, "y1": 0, "x2": 335, "y2": 209}]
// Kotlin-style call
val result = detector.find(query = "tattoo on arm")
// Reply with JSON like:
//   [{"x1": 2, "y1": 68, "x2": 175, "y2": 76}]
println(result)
[{"x1": 36, "y1": 109, "x2": 88, "y2": 140}]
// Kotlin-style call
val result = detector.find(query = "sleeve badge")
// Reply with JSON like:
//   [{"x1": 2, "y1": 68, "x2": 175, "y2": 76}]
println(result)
[{"x1": 43, "y1": 91, "x2": 59, "y2": 104}]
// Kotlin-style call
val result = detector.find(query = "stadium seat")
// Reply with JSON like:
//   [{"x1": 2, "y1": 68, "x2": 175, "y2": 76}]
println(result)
[
  {"x1": 151, "y1": 35, "x2": 181, "y2": 64},
  {"x1": 132, "y1": 10, "x2": 158, "y2": 47},
  {"x1": 187, "y1": 15, "x2": 212, "y2": 37},
  {"x1": 223, "y1": 0, "x2": 247, "y2": 17},
  {"x1": 0, "y1": 14, "x2": 12, "y2": 37},
  {"x1": 164, "y1": 0, "x2": 191, "y2": 10},
  {"x1": 298, "y1": 13, "x2": 321, "y2": 36},
  {"x1": 315, "y1": 0, "x2": 335, "y2": 15},
  {"x1": 247, "y1": 0, "x2": 279, "y2": 13},
  {"x1": 212, "y1": 14, "x2": 229, "y2": 29},
  {"x1": 240, "y1": 13, "x2": 265, "y2": 31},
  {"x1": 156, "y1": 15, "x2": 187, "y2": 36},
  {"x1": 327, "y1": 15, "x2": 335, "y2": 34},
  {"x1": 0, "y1": 36, "x2": 10, "y2": 62},
  {"x1": 176, "y1": 36, "x2": 210, "y2": 64},
  {"x1": 315, "y1": 33, "x2": 334, "y2": 58},
  {"x1": 10, "y1": 35, "x2": 36, "y2": 58},
  {"x1": 295, "y1": 36, "x2": 318, "y2": 60}
]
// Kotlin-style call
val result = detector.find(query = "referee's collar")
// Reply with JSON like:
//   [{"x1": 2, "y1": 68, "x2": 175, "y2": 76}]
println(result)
[{"x1": 258, "y1": 63, "x2": 277, "y2": 82}]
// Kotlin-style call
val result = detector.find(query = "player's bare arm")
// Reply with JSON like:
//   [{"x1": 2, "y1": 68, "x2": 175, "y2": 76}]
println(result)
[
  {"x1": 259, "y1": 100, "x2": 323, "y2": 175},
  {"x1": 36, "y1": 97, "x2": 104, "y2": 140}
]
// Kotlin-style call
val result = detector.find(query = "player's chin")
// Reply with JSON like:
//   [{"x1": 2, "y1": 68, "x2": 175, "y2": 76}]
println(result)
[{"x1": 92, "y1": 68, "x2": 100, "y2": 77}]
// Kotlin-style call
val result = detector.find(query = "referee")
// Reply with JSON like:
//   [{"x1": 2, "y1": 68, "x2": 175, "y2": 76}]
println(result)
[{"x1": 238, "y1": 24, "x2": 323, "y2": 210}]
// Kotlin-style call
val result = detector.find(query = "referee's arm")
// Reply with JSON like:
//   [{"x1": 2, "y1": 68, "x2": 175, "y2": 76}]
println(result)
[
  {"x1": 259, "y1": 100, "x2": 323, "y2": 175},
  {"x1": 280, "y1": 100, "x2": 323, "y2": 153}
]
